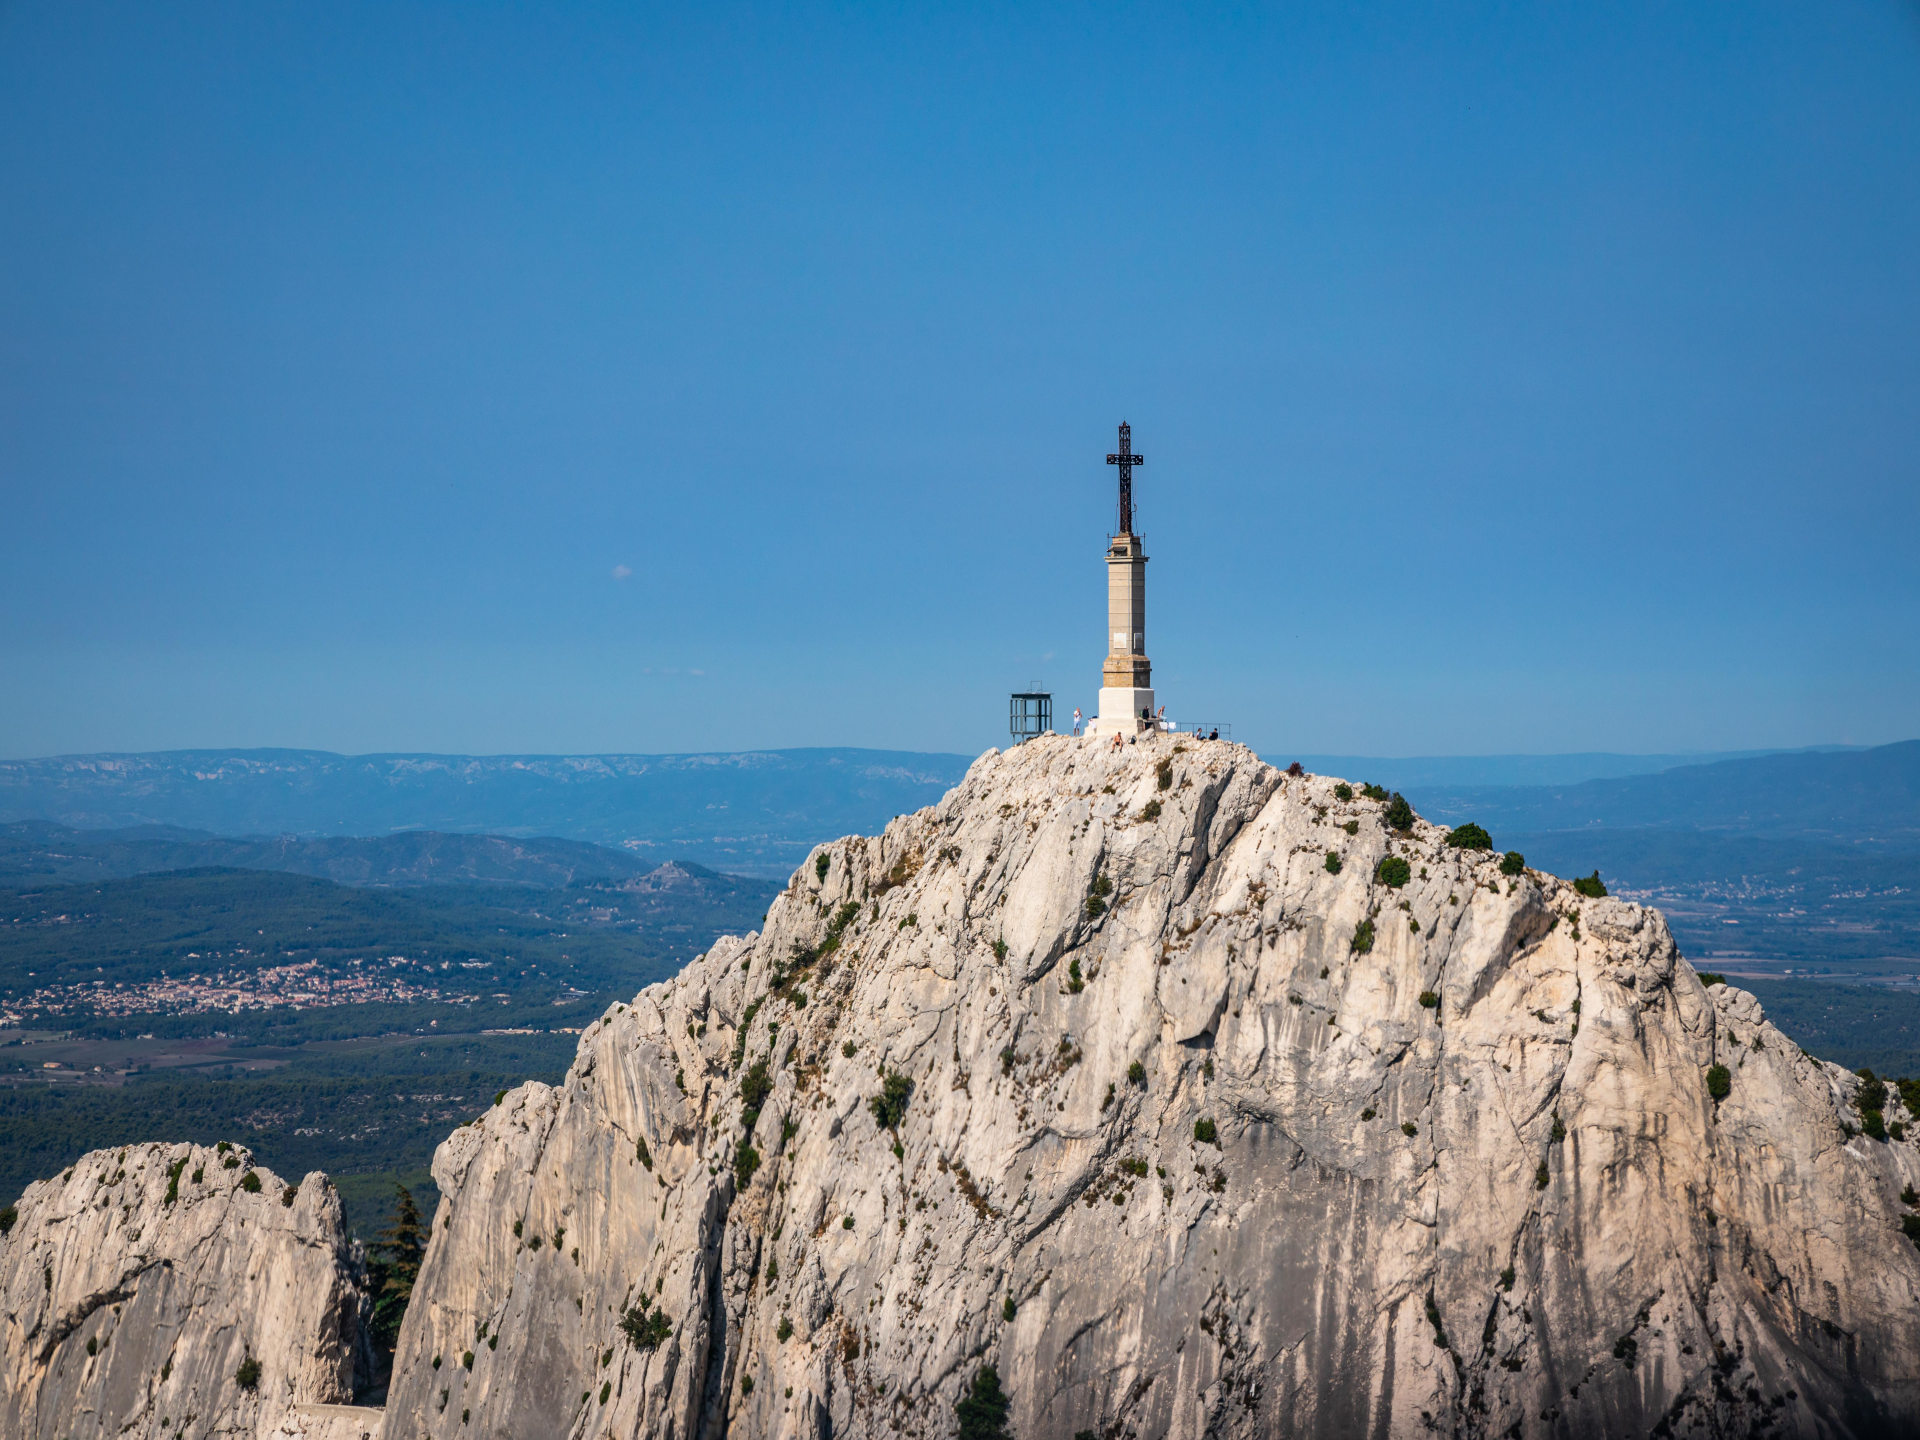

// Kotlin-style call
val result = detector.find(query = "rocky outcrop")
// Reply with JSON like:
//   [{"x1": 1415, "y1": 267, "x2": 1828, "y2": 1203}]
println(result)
[
  {"x1": 389, "y1": 735, "x2": 1920, "y2": 1439},
  {"x1": 0, "y1": 1142, "x2": 365, "y2": 1439}
]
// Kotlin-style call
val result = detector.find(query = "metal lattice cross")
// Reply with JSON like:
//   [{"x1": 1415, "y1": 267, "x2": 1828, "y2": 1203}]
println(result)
[{"x1": 1106, "y1": 422, "x2": 1144, "y2": 534}]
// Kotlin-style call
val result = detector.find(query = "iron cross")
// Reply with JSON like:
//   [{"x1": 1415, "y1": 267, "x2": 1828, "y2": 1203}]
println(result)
[{"x1": 1106, "y1": 422, "x2": 1144, "y2": 534}]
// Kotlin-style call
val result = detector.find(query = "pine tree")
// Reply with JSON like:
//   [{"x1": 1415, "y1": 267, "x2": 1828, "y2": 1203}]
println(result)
[
  {"x1": 369, "y1": 1185, "x2": 427, "y2": 1347},
  {"x1": 956, "y1": 1365, "x2": 1013, "y2": 1440}
]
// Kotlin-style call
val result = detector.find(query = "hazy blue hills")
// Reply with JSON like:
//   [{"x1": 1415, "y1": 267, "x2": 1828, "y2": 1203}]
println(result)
[
  {"x1": 0, "y1": 820, "x2": 664, "y2": 890},
  {"x1": 1381, "y1": 741, "x2": 1920, "y2": 986},
  {"x1": 0, "y1": 747, "x2": 976, "y2": 877},
  {"x1": 1408, "y1": 740, "x2": 1920, "y2": 848},
  {"x1": 1284, "y1": 748, "x2": 1829, "y2": 791}
]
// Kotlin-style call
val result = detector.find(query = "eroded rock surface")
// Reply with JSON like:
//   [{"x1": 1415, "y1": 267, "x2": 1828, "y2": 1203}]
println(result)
[
  {"x1": 390, "y1": 736, "x2": 1920, "y2": 1438},
  {"x1": 0, "y1": 1143, "x2": 365, "y2": 1439}
]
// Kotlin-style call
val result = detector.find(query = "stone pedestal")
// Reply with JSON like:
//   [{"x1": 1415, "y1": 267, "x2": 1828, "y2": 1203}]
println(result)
[{"x1": 1085, "y1": 686, "x2": 1157, "y2": 742}]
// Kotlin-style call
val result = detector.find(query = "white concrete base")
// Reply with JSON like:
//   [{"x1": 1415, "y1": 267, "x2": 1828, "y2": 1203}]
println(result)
[{"x1": 1085, "y1": 686, "x2": 1158, "y2": 742}]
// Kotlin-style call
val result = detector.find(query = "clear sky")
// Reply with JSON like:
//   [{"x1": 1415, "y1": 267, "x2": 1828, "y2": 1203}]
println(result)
[{"x1": 3, "y1": 3, "x2": 1916, "y2": 760}]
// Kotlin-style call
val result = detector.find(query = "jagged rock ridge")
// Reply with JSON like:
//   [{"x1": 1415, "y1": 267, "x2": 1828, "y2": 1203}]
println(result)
[
  {"x1": 0, "y1": 1142, "x2": 369, "y2": 1439},
  {"x1": 377, "y1": 735, "x2": 1920, "y2": 1438}
]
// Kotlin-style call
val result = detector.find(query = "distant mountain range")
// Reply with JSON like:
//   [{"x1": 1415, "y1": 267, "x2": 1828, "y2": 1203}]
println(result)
[
  {"x1": 1, "y1": 740, "x2": 1915, "y2": 977},
  {"x1": 1387, "y1": 741, "x2": 1920, "y2": 981},
  {"x1": 1404, "y1": 741, "x2": 1920, "y2": 848},
  {"x1": 1282, "y1": 748, "x2": 1846, "y2": 791},
  {"x1": 0, "y1": 821, "x2": 664, "y2": 890},
  {"x1": 0, "y1": 748, "x2": 975, "y2": 878}
]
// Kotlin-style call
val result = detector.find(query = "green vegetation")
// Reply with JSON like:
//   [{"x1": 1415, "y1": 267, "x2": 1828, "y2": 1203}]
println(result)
[
  {"x1": 740, "y1": 1060, "x2": 773, "y2": 1132},
  {"x1": 0, "y1": 1031, "x2": 573, "y2": 1223},
  {"x1": 1418, "y1": 991, "x2": 1439, "y2": 1009},
  {"x1": 636, "y1": 1137, "x2": 652, "y2": 1170},
  {"x1": 1572, "y1": 871, "x2": 1609, "y2": 898},
  {"x1": 1385, "y1": 793, "x2": 1415, "y2": 833},
  {"x1": 235, "y1": 1355, "x2": 261, "y2": 1390},
  {"x1": 1706, "y1": 1064, "x2": 1732, "y2": 1102},
  {"x1": 1351, "y1": 919, "x2": 1375, "y2": 954},
  {"x1": 1402, "y1": 1121, "x2": 1418, "y2": 1137},
  {"x1": 1067, "y1": 958, "x2": 1084, "y2": 994},
  {"x1": 1138, "y1": 800, "x2": 1162, "y2": 822},
  {"x1": 815, "y1": 853, "x2": 831, "y2": 882},
  {"x1": 1376, "y1": 856, "x2": 1411, "y2": 889},
  {"x1": 1193, "y1": 1117, "x2": 1218, "y2": 1146},
  {"x1": 0, "y1": 1204, "x2": 14, "y2": 1234},
  {"x1": 820, "y1": 900, "x2": 860, "y2": 956},
  {"x1": 956, "y1": 1365, "x2": 1013, "y2": 1440},
  {"x1": 1444, "y1": 823, "x2": 1492, "y2": 851},
  {"x1": 1324, "y1": 851, "x2": 1342, "y2": 875},
  {"x1": 1696, "y1": 972, "x2": 1727, "y2": 987},
  {"x1": 1857, "y1": 1069, "x2": 1890, "y2": 1141},
  {"x1": 1499, "y1": 851, "x2": 1526, "y2": 876},
  {"x1": 1084, "y1": 873, "x2": 1113, "y2": 919},
  {"x1": 870, "y1": 1071, "x2": 913, "y2": 1132},
  {"x1": 1002, "y1": 1295, "x2": 1016, "y2": 1321},
  {"x1": 1333, "y1": 783, "x2": 1353, "y2": 802},
  {"x1": 164, "y1": 1157, "x2": 187, "y2": 1204},
  {"x1": 1361, "y1": 783, "x2": 1388, "y2": 802},
  {"x1": 0, "y1": 863, "x2": 774, "y2": 1211},
  {"x1": 1127, "y1": 1060, "x2": 1146, "y2": 1086},
  {"x1": 620, "y1": 1298, "x2": 672, "y2": 1350},
  {"x1": 1156, "y1": 759, "x2": 1173, "y2": 792},
  {"x1": 0, "y1": 868, "x2": 770, "y2": 1035},
  {"x1": 239, "y1": 1169, "x2": 261, "y2": 1193},
  {"x1": 734, "y1": 1144, "x2": 761, "y2": 1190},
  {"x1": 776, "y1": 1315, "x2": 793, "y2": 1341}
]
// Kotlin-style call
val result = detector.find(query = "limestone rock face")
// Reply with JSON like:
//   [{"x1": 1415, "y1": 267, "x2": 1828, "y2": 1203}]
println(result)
[
  {"x1": 0, "y1": 1143, "x2": 365, "y2": 1440},
  {"x1": 390, "y1": 736, "x2": 1920, "y2": 1439}
]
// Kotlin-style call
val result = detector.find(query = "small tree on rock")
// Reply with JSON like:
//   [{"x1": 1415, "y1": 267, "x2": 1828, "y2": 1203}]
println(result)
[
  {"x1": 1385, "y1": 793, "x2": 1415, "y2": 833},
  {"x1": 956, "y1": 1365, "x2": 1013, "y2": 1440}
]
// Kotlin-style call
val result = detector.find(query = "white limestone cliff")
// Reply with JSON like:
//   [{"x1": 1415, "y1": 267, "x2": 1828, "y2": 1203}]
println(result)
[
  {"x1": 0, "y1": 1142, "x2": 366, "y2": 1440},
  {"x1": 385, "y1": 735, "x2": 1920, "y2": 1438}
]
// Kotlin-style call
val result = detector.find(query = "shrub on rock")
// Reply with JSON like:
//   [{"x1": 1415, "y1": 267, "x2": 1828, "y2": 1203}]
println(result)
[
  {"x1": 1376, "y1": 856, "x2": 1411, "y2": 889},
  {"x1": 1385, "y1": 793, "x2": 1415, "y2": 833},
  {"x1": 1499, "y1": 851, "x2": 1526, "y2": 876},
  {"x1": 1444, "y1": 823, "x2": 1491, "y2": 851},
  {"x1": 1573, "y1": 871, "x2": 1608, "y2": 898},
  {"x1": 870, "y1": 1071, "x2": 913, "y2": 1131},
  {"x1": 956, "y1": 1365, "x2": 1013, "y2": 1440}
]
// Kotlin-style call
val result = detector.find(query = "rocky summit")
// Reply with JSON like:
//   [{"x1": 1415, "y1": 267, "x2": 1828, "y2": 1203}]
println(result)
[
  {"x1": 0, "y1": 1142, "x2": 371, "y2": 1439},
  {"x1": 5, "y1": 737, "x2": 1918, "y2": 1438},
  {"x1": 379, "y1": 736, "x2": 1920, "y2": 1439}
]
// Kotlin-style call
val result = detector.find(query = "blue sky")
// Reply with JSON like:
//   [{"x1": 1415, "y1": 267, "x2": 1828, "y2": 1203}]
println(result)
[{"x1": 3, "y1": 2, "x2": 1916, "y2": 760}]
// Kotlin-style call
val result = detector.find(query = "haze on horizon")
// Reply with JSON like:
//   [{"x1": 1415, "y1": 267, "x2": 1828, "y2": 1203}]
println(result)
[{"x1": 2, "y1": 2, "x2": 1916, "y2": 763}]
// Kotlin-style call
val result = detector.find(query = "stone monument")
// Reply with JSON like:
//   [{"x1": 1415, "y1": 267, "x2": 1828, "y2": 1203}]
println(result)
[{"x1": 1086, "y1": 422, "x2": 1157, "y2": 741}]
